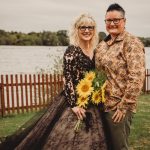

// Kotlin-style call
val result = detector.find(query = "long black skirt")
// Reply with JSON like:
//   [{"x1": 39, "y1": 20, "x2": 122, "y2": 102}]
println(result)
[{"x1": 0, "y1": 91, "x2": 108, "y2": 150}]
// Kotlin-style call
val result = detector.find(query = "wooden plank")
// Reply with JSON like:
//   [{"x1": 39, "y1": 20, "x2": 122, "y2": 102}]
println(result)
[
  {"x1": 6, "y1": 75, "x2": 10, "y2": 114},
  {"x1": 147, "y1": 69, "x2": 149, "y2": 93},
  {"x1": 25, "y1": 74, "x2": 29, "y2": 112},
  {"x1": 10, "y1": 75, "x2": 15, "y2": 113},
  {"x1": 20, "y1": 74, "x2": 24, "y2": 113},
  {"x1": 29, "y1": 74, "x2": 33, "y2": 112},
  {"x1": 33, "y1": 75, "x2": 37, "y2": 111},
  {"x1": 50, "y1": 74, "x2": 53, "y2": 101},
  {"x1": 38, "y1": 74, "x2": 41, "y2": 110},
  {"x1": 42, "y1": 74, "x2": 45, "y2": 107},
  {"x1": 54, "y1": 74, "x2": 56, "y2": 98},
  {"x1": 15, "y1": 74, "x2": 20, "y2": 114},
  {"x1": 0, "y1": 75, "x2": 5, "y2": 116},
  {"x1": 46, "y1": 74, "x2": 49, "y2": 104}
]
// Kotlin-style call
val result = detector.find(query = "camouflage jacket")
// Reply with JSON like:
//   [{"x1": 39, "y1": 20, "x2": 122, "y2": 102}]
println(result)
[{"x1": 95, "y1": 31, "x2": 145, "y2": 113}]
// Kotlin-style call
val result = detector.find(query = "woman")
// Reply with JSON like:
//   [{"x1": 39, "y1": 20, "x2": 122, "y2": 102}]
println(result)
[
  {"x1": 43, "y1": 13, "x2": 107, "y2": 150},
  {"x1": 1, "y1": 13, "x2": 108, "y2": 150},
  {"x1": 42, "y1": 13, "x2": 107, "y2": 150}
]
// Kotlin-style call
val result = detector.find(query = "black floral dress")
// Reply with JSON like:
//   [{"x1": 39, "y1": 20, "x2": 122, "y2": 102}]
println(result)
[
  {"x1": 63, "y1": 45, "x2": 95, "y2": 108},
  {"x1": 42, "y1": 45, "x2": 108, "y2": 150},
  {"x1": 1, "y1": 45, "x2": 108, "y2": 150}
]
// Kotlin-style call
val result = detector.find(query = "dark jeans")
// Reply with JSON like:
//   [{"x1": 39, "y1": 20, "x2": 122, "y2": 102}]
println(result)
[{"x1": 102, "y1": 110, "x2": 134, "y2": 150}]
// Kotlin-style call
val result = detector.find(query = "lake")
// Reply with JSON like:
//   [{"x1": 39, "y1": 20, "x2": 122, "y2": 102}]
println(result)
[
  {"x1": 0, "y1": 46, "x2": 66, "y2": 75},
  {"x1": 0, "y1": 46, "x2": 150, "y2": 75}
]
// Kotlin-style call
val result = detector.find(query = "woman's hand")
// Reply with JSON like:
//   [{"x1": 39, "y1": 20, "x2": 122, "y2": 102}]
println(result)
[{"x1": 71, "y1": 106, "x2": 86, "y2": 120}]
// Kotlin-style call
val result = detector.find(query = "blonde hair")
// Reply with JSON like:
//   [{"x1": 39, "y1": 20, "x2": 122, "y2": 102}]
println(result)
[{"x1": 68, "y1": 13, "x2": 99, "y2": 50}]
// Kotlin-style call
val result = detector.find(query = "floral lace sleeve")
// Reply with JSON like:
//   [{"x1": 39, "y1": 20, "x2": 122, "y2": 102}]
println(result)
[{"x1": 63, "y1": 46, "x2": 77, "y2": 108}]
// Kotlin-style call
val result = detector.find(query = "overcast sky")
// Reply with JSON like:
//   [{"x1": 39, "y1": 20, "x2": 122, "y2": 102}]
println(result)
[{"x1": 0, "y1": 0, "x2": 150, "y2": 37}]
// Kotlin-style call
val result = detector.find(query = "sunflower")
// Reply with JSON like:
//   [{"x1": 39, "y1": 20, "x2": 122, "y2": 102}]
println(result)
[
  {"x1": 91, "y1": 90, "x2": 101, "y2": 104},
  {"x1": 76, "y1": 96, "x2": 88, "y2": 108},
  {"x1": 76, "y1": 79, "x2": 94, "y2": 98},
  {"x1": 84, "y1": 71, "x2": 95, "y2": 82}
]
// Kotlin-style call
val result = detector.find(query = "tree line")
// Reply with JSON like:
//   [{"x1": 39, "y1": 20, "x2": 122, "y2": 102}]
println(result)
[
  {"x1": 0, "y1": 30, "x2": 69, "y2": 46},
  {"x1": 0, "y1": 29, "x2": 149, "y2": 46},
  {"x1": 138, "y1": 37, "x2": 150, "y2": 47}
]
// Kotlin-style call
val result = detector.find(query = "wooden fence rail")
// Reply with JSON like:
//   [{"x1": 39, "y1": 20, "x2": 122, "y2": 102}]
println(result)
[
  {"x1": 0, "y1": 70, "x2": 149, "y2": 117},
  {"x1": 0, "y1": 74, "x2": 63, "y2": 117}
]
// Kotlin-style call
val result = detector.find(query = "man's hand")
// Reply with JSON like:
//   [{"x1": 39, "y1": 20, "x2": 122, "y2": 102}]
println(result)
[
  {"x1": 112, "y1": 109, "x2": 126, "y2": 123},
  {"x1": 72, "y1": 106, "x2": 86, "y2": 120}
]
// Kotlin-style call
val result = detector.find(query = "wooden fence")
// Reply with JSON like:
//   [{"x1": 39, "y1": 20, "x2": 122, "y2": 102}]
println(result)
[
  {"x1": 0, "y1": 74, "x2": 63, "y2": 117},
  {"x1": 0, "y1": 70, "x2": 150, "y2": 117},
  {"x1": 143, "y1": 69, "x2": 150, "y2": 93}
]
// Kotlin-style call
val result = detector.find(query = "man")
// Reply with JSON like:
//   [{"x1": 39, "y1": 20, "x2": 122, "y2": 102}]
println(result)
[{"x1": 95, "y1": 3, "x2": 145, "y2": 150}]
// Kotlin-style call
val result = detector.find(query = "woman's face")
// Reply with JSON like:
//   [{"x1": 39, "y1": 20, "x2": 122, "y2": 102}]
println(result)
[
  {"x1": 78, "y1": 23, "x2": 95, "y2": 42},
  {"x1": 105, "y1": 10, "x2": 126, "y2": 37}
]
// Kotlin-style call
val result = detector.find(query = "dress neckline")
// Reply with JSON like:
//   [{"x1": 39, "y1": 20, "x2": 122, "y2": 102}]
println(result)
[{"x1": 78, "y1": 46, "x2": 94, "y2": 61}]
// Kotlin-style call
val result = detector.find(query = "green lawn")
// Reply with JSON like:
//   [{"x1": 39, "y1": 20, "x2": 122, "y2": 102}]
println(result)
[
  {"x1": 129, "y1": 94, "x2": 150, "y2": 150},
  {"x1": 0, "y1": 94, "x2": 150, "y2": 149},
  {"x1": 0, "y1": 110, "x2": 45, "y2": 142}
]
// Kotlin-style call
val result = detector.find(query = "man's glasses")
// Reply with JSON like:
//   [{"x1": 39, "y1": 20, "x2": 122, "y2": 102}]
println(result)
[
  {"x1": 104, "y1": 18, "x2": 124, "y2": 25},
  {"x1": 78, "y1": 26, "x2": 95, "y2": 31}
]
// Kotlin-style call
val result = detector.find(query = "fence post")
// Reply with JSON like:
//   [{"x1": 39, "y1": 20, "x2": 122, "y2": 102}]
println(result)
[
  {"x1": 143, "y1": 69, "x2": 146, "y2": 93},
  {"x1": 0, "y1": 83, "x2": 4, "y2": 117},
  {"x1": 146, "y1": 69, "x2": 148, "y2": 93}
]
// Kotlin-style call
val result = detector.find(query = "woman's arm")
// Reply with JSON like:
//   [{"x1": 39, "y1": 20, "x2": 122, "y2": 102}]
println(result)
[
  {"x1": 63, "y1": 46, "x2": 86, "y2": 120},
  {"x1": 63, "y1": 46, "x2": 77, "y2": 108}
]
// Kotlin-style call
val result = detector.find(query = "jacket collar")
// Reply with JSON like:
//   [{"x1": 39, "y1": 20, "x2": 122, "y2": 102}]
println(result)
[{"x1": 104, "y1": 30, "x2": 127, "y2": 46}]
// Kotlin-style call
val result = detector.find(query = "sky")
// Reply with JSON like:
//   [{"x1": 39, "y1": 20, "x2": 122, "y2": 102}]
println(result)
[{"x1": 0, "y1": 0, "x2": 150, "y2": 37}]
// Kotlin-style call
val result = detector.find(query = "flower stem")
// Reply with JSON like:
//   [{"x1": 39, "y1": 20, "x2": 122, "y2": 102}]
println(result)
[{"x1": 74, "y1": 119, "x2": 82, "y2": 133}]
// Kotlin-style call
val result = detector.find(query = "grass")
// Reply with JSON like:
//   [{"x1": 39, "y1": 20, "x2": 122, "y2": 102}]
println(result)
[
  {"x1": 129, "y1": 94, "x2": 150, "y2": 150},
  {"x1": 0, "y1": 94, "x2": 149, "y2": 149},
  {"x1": 0, "y1": 110, "x2": 45, "y2": 139}
]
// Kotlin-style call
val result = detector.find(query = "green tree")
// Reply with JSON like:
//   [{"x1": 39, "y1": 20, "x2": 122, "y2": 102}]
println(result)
[
  {"x1": 98, "y1": 32, "x2": 107, "y2": 42},
  {"x1": 57, "y1": 30, "x2": 69, "y2": 46}
]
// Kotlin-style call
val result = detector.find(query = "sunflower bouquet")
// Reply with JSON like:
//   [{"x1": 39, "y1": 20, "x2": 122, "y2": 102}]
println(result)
[{"x1": 74, "y1": 70, "x2": 107, "y2": 132}]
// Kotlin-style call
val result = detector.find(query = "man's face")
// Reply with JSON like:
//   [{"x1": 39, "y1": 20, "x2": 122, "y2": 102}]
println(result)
[{"x1": 105, "y1": 10, "x2": 126, "y2": 36}]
